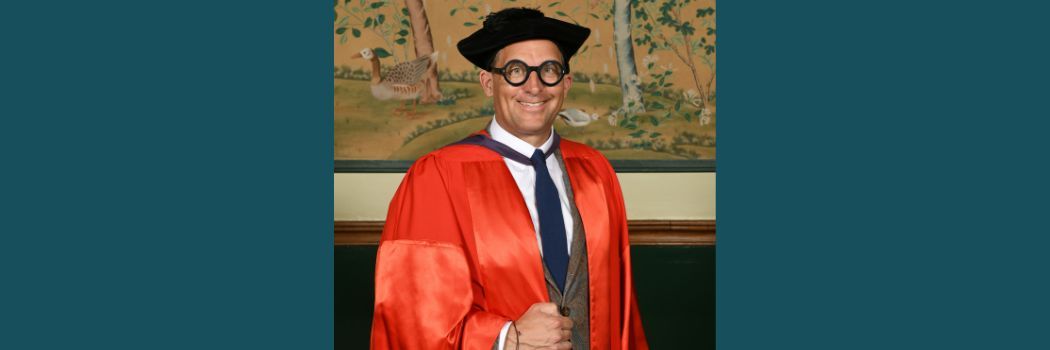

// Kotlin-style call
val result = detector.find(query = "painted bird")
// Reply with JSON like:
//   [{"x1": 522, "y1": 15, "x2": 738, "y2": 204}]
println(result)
[
  {"x1": 351, "y1": 48, "x2": 439, "y2": 102},
  {"x1": 557, "y1": 108, "x2": 599, "y2": 127}
]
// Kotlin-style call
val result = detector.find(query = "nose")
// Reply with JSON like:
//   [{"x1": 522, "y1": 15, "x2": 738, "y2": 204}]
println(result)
[{"x1": 522, "y1": 70, "x2": 543, "y2": 94}]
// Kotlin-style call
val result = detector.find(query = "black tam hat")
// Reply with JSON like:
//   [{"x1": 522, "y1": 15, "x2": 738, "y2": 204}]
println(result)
[{"x1": 457, "y1": 8, "x2": 591, "y2": 71}]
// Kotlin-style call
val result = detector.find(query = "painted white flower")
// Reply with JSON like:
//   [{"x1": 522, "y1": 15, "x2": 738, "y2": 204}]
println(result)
[
  {"x1": 607, "y1": 114, "x2": 617, "y2": 126},
  {"x1": 642, "y1": 54, "x2": 660, "y2": 67},
  {"x1": 699, "y1": 107, "x2": 712, "y2": 126},
  {"x1": 683, "y1": 89, "x2": 703, "y2": 108},
  {"x1": 660, "y1": 62, "x2": 675, "y2": 71}
]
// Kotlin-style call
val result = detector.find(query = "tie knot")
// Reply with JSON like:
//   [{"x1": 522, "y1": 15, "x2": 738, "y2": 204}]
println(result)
[{"x1": 530, "y1": 149, "x2": 546, "y2": 166}]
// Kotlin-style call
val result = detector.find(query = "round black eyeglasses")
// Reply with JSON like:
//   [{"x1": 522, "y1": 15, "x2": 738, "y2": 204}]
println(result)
[{"x1": 490, "y1": 60, "x2": 568, "y2": 87}]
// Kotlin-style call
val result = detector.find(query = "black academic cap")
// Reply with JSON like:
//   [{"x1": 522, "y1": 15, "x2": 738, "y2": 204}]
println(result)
[{"x1": 456, "y1": 8, "x2": 590, "y2": 71}]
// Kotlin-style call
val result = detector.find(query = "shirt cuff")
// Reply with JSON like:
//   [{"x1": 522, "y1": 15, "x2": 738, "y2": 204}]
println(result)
[{"x1": 497, "y1": 321, "x2": 512, "y2": 350}]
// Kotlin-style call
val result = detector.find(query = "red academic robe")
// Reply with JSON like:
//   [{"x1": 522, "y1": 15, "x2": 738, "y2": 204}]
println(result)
[{"x1": 370, "y1": 133, "x2": 648, "y2": 350}]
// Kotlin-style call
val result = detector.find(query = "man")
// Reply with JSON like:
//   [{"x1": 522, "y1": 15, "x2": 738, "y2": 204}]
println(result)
[{"x1": 370, "y1": 8, "x2": 648, "y2": 350}]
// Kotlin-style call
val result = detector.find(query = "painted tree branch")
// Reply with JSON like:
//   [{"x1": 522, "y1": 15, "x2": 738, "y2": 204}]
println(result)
[
  {"x1": 613, "y1": 0, "x2": 646, "y2": 114},
  {"x1": 404, "y1": 0, "x2": 441, "y2": 104}
]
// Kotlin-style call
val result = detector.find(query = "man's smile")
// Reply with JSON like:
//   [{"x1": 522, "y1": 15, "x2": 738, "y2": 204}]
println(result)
[{"x1": 517, "y1": 99, "x2": 548, "y2": 111}]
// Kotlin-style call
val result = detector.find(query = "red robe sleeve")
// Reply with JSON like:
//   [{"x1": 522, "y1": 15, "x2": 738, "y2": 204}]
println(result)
[{"x1": 370, "y1": 154, "x2": 508, "y2": 350}]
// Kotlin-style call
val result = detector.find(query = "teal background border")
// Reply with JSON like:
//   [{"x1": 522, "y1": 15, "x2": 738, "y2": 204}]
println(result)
[
  {"x1": 3, "y1": 1, "x2": 332, "y2": 348},
  {"x1": 719, "y1": 0, "x2": 1050, "y2": 349},
  {"x1": 6, "y1": 0, "x2": 1050, "y2": 349}
]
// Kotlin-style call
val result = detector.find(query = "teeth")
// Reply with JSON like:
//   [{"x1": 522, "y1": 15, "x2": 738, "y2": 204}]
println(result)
[{"x1": 520, "y1": 101, "x2": 544, "y2": 107}]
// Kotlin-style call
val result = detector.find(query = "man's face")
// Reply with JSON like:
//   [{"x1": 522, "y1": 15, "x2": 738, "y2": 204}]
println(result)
[{"x1": 480, "y1": 39, "x2": 572, "y2": 145}]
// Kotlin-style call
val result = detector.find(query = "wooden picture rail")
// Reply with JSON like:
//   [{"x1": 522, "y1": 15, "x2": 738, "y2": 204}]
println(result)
[{"x1": 335, "y1": 220, "x2": 715, "y2": 246}]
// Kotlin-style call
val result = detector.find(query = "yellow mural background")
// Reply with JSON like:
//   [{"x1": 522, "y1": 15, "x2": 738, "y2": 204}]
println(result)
[{"x1": 334, "y1": 0, "x2": 716, "y2": 162}]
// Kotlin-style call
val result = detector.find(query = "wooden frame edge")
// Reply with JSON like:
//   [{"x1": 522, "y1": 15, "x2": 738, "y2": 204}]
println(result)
[{"x1": 335, "y1": 220, "x2": 715, "y2": 246}]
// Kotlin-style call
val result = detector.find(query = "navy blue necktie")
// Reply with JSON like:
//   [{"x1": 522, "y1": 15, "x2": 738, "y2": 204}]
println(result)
[{"x1": 531, "y1": 149, "x2": 569, "y2": 291}]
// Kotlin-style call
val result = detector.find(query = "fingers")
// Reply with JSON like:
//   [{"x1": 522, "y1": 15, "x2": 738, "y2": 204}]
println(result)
[
  {"x1": 533, "y1": 302, "x2": 560, "y2": 316},
  {"x1": 542, "y1": 322, "x2": 571, "y2": 343},
  {"x1": 559, "y1": 316, "x2": 573, "y2": 330},
  {"x1": 541, "y1": 341, "x2": 573, "y2": 350}
]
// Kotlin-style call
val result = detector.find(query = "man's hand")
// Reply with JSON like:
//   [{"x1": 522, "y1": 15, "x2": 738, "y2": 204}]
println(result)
[{"x1": 504, "y1": 302, "x2": 572, "y2": 350}]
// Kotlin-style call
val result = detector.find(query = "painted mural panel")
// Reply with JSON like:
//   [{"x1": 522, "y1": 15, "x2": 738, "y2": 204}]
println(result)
[{"x1": 334, "y1": 0, "x2": 715, "y2": 165}]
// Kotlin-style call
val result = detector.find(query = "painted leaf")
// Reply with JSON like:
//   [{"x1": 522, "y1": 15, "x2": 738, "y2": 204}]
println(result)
[
  {"x1": 352, "y1": 28, "x2": 361, "y2": 38},
  {"x1": 377, "y1": 14, "x2": 385, "y2": 25},
  {"x1": 401, "y1": 7, "x2": 409, "y2": 16},
  {"x1": 401, "y1": 19, "x2": 410, "y2": 26},
  {"x1": 468, "y1": 6, "x2": 478, "y2": 12},
  {"x1": 364, "y1": 17, "x2": 373, "y2": 28},
  {"x1": 630, "y1": 130, "x2": 647, "y2": 137},
  {"x1": 548, "y1": 2, "x2": 560, "y2": 7},
  {"x1": 650, "y1": 116, "x2": 660, "y2": 126},
  {"x1": 651, "y1": 132, "x2": 662, "y2": 138},
  {"x1": 336, "y1": 27, "x2": 347, "y2": 35},
  {"x1": 450, "y1": 8, "x2": 457, "y2": 16},
  {"x1": 556, "y1": 11, "x2": 568, "y2": 17},
  {"x1": 370, "y1": 2, "x2": 383, "y2": 9},
  {"x1": 395, "y1": 38, "x2": 407, "y2": 45},
  {"x1": 397, "y1": 29, "x2": 409, "y2": 36},
  {"x1": 681, "y1": 22, "x2": 695, "y2": 36},
  {"x1": 464, "y1": 22, "x2": 475, "y2": 26},
  {"x1": 373, "y1": 47, "x2": 392, "y2": 58}
]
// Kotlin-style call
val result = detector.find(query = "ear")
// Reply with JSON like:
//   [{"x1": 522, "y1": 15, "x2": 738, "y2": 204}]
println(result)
[
  {"x1": 479, "y1": 70, "x2": 494, "y2": 97},
  {"x1": 561, "y1": 73, "x2": 573, "y2": 96}
]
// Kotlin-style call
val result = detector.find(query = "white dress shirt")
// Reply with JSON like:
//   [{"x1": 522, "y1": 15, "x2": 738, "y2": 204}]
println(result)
[
  {"x1": 488, "y1": 116, "x2": 575, "y2": 254},
  {"x1": 488, "y1": 116, "x2": 575, "y2": 349}
]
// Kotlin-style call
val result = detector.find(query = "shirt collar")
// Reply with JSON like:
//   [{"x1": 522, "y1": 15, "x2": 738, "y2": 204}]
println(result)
[{"x1": 487, "y1": 115, "x2": 554, "y2": 158}]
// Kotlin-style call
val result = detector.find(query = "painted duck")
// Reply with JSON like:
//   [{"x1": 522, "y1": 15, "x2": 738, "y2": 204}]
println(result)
[
  {"x1": 558, "y1": 108, "x2": 599, "y2": 127},
  {"x1": 351, "y1": 48, "x2": 439, "y2": 102}
]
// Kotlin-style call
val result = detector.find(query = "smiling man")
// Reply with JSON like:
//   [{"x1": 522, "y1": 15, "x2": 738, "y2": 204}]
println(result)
[{"x1": 370, "y1": 8, "x2": 648, "y2": 350}]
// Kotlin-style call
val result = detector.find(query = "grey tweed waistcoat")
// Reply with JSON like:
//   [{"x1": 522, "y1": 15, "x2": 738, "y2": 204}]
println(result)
[{"x1": 494, "y1": 150, "x2": 590, "y2": 349}]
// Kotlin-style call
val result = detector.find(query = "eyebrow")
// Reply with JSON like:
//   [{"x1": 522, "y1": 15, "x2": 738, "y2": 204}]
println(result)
[{"x1": 499, "y1": 58, "x2": 564, "y2": 66}]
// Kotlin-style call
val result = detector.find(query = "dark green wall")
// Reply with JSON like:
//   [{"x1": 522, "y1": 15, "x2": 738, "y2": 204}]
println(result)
[{"x1": 335, "y1": 245, "x2": 714, "y2": 349}]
